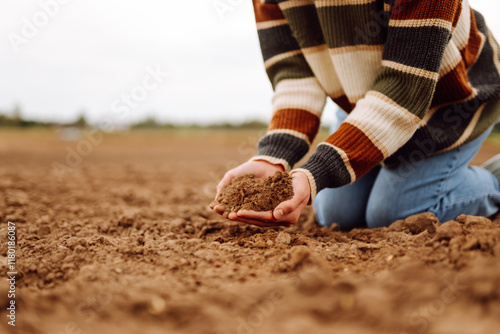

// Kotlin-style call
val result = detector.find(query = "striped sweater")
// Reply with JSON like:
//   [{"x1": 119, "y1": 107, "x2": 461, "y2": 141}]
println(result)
[{"x1": 250, "y1": 0, "x2": 500, "y2": 200}]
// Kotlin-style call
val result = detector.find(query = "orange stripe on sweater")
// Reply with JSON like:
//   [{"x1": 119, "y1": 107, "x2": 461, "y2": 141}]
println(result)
[
  {"x1": 432, "y1": 63, "x2": 473, "y2": 106},
  {"x1": 391, "y1": 0, "x2": 460, "y2": 23},
  {"x1": 451, "y1": 2, "x2": 462, "y2": 28},
  {"x1": 326, "y1": 122, "x2": 384, "y2": 179},
  {"x1": 253, "y1": 0, "x2": 285, "y2": 23},
  {"x1": 269, "y1": 109, "x2": 320, "y2": 143},
  {"x1": 460, "y1": 9, "x2": 484, "y2": 69}
]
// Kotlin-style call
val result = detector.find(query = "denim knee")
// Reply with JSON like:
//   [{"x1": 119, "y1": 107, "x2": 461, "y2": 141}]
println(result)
[
  {"x1": 365, "y1": 194, "x2": 408, "y2": 228},
  {"x1": 313, "y1": 195, "x2": 334, "y2": 227},
  {"x1": 314, "y1": 167, "x2": 380, "y2": 230},
  {"x1": 314, "y1": 193, "x2": 366, "y2": 230}
]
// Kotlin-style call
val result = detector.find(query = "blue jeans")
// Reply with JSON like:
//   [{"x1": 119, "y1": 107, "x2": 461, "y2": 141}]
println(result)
[{"x1": 314, "y1": 109, "x2": 500, "y2": 230}]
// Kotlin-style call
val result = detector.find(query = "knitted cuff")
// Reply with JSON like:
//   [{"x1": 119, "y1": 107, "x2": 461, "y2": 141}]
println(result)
[
  {"x1": 254, "y1": 132, "x2": 310, "y2": 172},
  {"x1": 250, "y1": 156, "x2": 291, "y2": 173},
  {"x1": 297, "y1": 143, "x2": 354, "y2": 201}
]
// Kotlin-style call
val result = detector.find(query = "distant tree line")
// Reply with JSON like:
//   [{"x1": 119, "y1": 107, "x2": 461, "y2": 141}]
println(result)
[
  {"x1": 2, "y1": 105, "x2": 500, "y2": 132},
  {"x1": 0, "y1": 106, "x2": 88, "y2": 128},
  {"x1": 130, "y1": 117, "x2": 268, "y2": 130},
  {"x1": 0, "y1": 106, "x2": 271, "y2": 130}
]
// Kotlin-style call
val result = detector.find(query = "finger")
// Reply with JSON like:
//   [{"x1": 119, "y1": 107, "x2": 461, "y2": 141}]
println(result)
[
  {"x1": 274, "y1": 174, "x2": 310, "y2": 219},
  {"x1": 274, "y1": 197, "x2": 301, "y2": 220},
  {"x1": 233, "y1": 216, "x2": 291, "y2": 228},
  {"x1": 236, "y1": 210, "x2": 274, "y2": 221},
  {"x1": 216, "y1": 171, "x2": 235, "y2": 198},
  {"x1": 213, "y1": 204, "x2": 226, "y2": 215},
  {"x1": 275, "y1": 194, "x2": 309, "y2": 221},
  {"x1": 224, "y1": 212, "x2": 268, "y2": 226},
  {"x1": 274, "y1": 194, "x2": 309, "y2": 225},
  {"x1": 209, "y1": 200, "x2": 218, "y2": 210},
  {"x1": 236, "y1": 210, "x2": 292, "y2": 227},
  {"x1": 233, "y1": 217, "x2": 268, "y2": 227}
]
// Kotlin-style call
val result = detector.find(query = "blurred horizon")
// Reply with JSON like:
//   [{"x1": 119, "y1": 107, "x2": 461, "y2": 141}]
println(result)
[{"x1": 1, "y1": 1, "x2": 499, "y2": 126}]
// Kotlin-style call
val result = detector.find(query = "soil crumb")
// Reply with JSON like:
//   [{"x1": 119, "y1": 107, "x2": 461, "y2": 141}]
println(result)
[{"x1": 215, "y1": 171, "x2": 293, "y2": 214}]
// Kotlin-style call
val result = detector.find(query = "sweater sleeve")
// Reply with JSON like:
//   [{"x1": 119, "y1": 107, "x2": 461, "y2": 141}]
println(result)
[
  {"x1": 250, "y1": 0, "x2": 327, "y2": 172},
  {"x1": 295, "y1": 0, "x2": 463, "y2": 200}
]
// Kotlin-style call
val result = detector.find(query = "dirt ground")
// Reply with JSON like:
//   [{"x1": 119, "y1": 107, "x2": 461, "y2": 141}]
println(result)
[{"x1": 0, "y1": 128, "x2": 500, "y2": 334}]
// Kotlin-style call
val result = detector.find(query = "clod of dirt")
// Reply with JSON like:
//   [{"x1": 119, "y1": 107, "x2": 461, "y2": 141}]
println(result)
[
  {"x1": 435, "y1": 221, "x2": 464, "y2": 241},
  {"x1": 274, "y1": 246, "x2": 330, "y2": 273},
  {"x1": 276, "y1": 231, "x2": 292, "y2": 245},
  {"x1": 387, "y1": 212, "x2": 439, "y2": 235},
  {"x1": 457, "y1": 214, "x2": 495, "y2": 232},
  {"x1": 297, "y1": 266, "x2": 331, "y2": 294},
  {"x1": 213, "y1": 171, "x2": 293, "y2": 214}
]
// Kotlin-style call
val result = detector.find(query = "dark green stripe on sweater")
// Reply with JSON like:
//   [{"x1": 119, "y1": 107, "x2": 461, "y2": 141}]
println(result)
[
  {"x1": 281, "y1": 4, "x2": 326, "y2": 49},
  {"x1": 258, "y1": 25, "x2": 301, "y2": 62},
  {"x1": 300, "y1": 144, "x2": 353, "y2": 189},
  {"x1": 257, "y1": 133, "x2": 310, "y2": 168},
  {"x1": 384, "y1": 26, "x2": 450, "y2": 73},
  {"x1": 266, "y1": 54, "x2": 315, "y2": 89},
  {"x1": 373, "y1": 67, "x2": 436, "y2": 118},
  {"x1": 316, "y1": 2, "x2": 386, "y2": 48}
]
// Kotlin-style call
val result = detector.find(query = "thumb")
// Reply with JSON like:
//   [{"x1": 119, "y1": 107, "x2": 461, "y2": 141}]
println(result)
[
  {"x1": 273, "y1": 200, "x2": 296, "y2": 220},
  {"x1": 216, "y1": 171, "x2": 235, "y2": 198},
  {"x1": 273, "y1": 171, "x2": 310, "y2": 220}
]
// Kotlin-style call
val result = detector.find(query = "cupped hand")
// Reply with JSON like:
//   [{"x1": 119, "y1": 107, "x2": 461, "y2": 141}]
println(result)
[
  {"x1": 210, "y1": 160, "x2": 284, "y2": 219},
  {"x1": 214, "y1": 160, "x2": 284, "y2": 200},
  {"x1": 229, "y1": 171, "x2": 311, "y2": 227}
]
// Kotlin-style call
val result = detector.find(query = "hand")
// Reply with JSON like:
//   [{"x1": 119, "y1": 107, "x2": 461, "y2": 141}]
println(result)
[
  {"x1": 214, "y1": 160, "x2": 284, "y2": 200},
  {"x1": 210, "y1": 160, "x2": 284, "y2": 220},
  {"x1": 229, "y1": 171, "x2": 311, "y2": 227}
]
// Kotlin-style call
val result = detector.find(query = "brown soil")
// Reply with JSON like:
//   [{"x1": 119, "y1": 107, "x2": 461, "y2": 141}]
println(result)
[
  {"x1": 214, "y1": 171, "x2": 293, "y2": 214},
  {"x1": 0, "y1": 129, "x2": 499, "y2": 334}
]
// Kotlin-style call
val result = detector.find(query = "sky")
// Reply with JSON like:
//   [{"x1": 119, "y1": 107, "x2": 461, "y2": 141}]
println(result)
[{"x1": 0, "y1": 0, "x2": 499, "y2": 126}]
